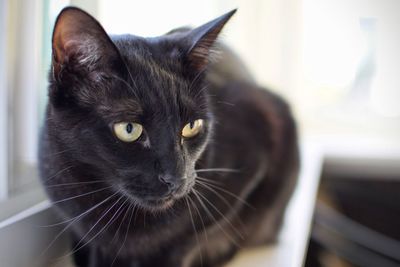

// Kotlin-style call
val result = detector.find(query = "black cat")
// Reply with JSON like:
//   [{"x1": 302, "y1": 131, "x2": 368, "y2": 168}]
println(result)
[{"x1": 39, "y1": 7, "x2": 299, "y2": 267}]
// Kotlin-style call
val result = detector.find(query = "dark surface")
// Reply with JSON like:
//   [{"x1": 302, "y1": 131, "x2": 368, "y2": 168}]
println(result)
[
  {"x1": 328, "y1": 178, "x2": 400, "y2": 240},
  {"x1": 305, "y1": 174, "x2": 400, "y2": 267}
]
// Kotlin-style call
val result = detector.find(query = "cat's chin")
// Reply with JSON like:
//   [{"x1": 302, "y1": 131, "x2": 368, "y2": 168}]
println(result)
[
  {"x1": 120, "y1": 182, "x2": 194, "y2": 212},
  {"x1": 139, "y1": 197, "x2": 176, "y2": 211},
  {"x1": 129, "y1": 195, "x2": 179, "y2": 212}
]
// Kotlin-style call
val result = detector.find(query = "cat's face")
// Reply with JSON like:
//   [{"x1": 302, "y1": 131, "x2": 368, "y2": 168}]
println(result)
[
  {"x1": 60, "y1": 47, "x2": 212, "y2": 211},
  {"x1": 48, "y1": 8, "x2": 234, "y2": 210}
]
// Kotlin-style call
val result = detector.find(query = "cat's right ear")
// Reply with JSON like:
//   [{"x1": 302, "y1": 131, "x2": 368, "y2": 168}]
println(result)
[
  {"x1": 51, "y1": 7, "x2": 120, "y2": 82},
  {"x1": 183, "y1": 9, "x2": 236, "y2": 73}
]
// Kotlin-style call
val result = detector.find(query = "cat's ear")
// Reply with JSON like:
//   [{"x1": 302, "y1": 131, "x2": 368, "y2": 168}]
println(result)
[
  {"x1": 184, "y1": 9, "x2": 236, "y2": 72},
  {"x1": 51, "y1": 7, "x2": 120, "y2": 80}
]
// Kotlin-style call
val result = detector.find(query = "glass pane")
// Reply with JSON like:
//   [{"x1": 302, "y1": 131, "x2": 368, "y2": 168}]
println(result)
[{"x1": 2, "y1": 0, "x2": 71, "y2": 199}]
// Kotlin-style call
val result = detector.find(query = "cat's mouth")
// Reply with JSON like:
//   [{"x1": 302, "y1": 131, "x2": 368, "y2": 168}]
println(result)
[
  {"x1": 119, "y1": 178, "x2": 195, "y2": 211},
  {"x1": 132, "y1": 185, "x2": 191, "y2": 211}
]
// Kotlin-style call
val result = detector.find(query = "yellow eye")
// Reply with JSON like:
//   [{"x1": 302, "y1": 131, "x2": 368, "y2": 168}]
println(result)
[
  {"x1": 113, "y1": 122, "x2": 143, "y2": 142},
  {"x1": 182, "y1": 119, "x2": 204, "y2": 138}
]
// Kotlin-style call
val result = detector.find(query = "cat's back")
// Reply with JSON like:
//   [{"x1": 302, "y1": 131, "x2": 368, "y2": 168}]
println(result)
[
  {"x1": 206, "y1": 43, "x2": 294, "y2": 130},
  {"x1": 206, "y1": 45, "x2": 298, "y2": 169},
  {"x1": 204, "y1": 43, "x2": 299, "y2": 248}
]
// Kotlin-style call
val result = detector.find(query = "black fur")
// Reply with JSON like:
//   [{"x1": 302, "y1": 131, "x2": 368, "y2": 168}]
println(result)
[{"x1": 39, "y1": 7, "x2": 299, "y2": 267}]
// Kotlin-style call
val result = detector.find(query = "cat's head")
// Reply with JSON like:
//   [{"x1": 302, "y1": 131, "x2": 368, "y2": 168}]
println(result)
[{"x1": 48, "y1": 7, "x2": 235, "y2": 211}]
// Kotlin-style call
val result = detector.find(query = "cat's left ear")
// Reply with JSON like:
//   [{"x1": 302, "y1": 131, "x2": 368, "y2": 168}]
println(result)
[
  {"x1": 184, "y1": 9, "x2": 237, "y2": 72},
  {"x1": 51, "y1": 7, "x2": 121, "y2": 81}
]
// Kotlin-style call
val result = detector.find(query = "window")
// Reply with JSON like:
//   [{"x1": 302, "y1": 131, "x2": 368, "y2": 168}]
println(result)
[
  {"x1": 299, "y1": 0, "x2": 400, "y2": 139},
  {"x1": 0, "y1": 0, "x2": 71, "y2": 203}
]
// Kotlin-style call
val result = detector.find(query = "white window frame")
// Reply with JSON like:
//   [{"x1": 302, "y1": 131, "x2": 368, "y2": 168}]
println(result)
[{"x1": 0, "y1": 0, "x2": 9, "y2": 200}]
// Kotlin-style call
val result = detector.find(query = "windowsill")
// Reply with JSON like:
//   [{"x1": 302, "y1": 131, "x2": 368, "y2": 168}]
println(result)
[
  {"x1": 0, "y1": 185, "x2": 47, "y2": 223},
  {"x1": 226, "y1": 135, "x2": 400, "y2": 266}
]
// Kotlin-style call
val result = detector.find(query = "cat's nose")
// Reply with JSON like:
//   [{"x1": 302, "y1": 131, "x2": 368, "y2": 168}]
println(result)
[{"x1": 158, "y1": 174, "x2": 181, "y2": 193}]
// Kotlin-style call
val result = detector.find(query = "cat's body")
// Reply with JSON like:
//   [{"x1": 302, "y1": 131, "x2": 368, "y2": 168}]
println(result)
[{"x1": 39, "y1": 8, "x2": 299, "y2": 267}]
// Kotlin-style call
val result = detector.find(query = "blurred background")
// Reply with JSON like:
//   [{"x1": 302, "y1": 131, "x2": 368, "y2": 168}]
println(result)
[{"x1": 1, "y1": 0, "x2": 400, "y2": 266}]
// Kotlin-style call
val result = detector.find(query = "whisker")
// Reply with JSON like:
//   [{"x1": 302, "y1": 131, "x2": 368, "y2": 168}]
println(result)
[
  {"x1": 70, "y1": 195, "x2": 126, "y2": 254},
  {"x1": 187, "y1": 195, "x2": 208, "y2": 244},
  {"x1": 194, "y1": 177, "x2": 223, "y2": 186},
  {"x1": 133, "y1": 203, "x2": 140, "y2": 227},
  {"x1": 43, "y1": 165, "x2": 74, "y2": 182},
  {"x1": 192, "y1": 189, "x2": 241, "y2": 248},
  {"x1": 195, "y1": 189, "x2": 244, "y2": 240},
  {"x1": 195, "y1": 168, "x2": 239, "y2": 173},
  {"x1": 44, "y1": 180, "x2": 105, "y2": 188},
  {"x1": 51, "y1": 186, "x2": 113, "y2": 205},
  {"x1": 111, "y1": 204, "x2": 135, "y2": 267},
  {"x1": 111, "y1": 202, "x2": 135, "y2": 245},
  {"x1": 43, "y1": 148, "x2": 74, "y2": 158},
  {"x1": 69, "y1": 197, "x2": 130, "y2": 257},
  {"x1": 195, "y1": 181, "x2": 247, "y2": 235},
  {"x1": 185, "y1": 197, "x2": 203, "y2": 267},
  {"x1": 216, "y1": 101, "x2": 235, "y2": 107},
  {"x1": 38, "y1": 191, "x2": 119, "y2": 259},
  {"x1": 196, "y1": 177, "x2": 255, "y2": 209},
  {"x1": 39, "y1": 192, "x2": 119, "y2": 228}
]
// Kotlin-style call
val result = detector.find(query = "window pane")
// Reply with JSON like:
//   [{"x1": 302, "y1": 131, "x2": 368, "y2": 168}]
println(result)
[{"x1": 1, "y1": 0, "x2": 71, "y2": 200}]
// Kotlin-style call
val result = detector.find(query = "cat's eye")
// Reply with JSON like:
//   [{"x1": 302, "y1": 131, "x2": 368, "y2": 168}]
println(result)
[
  {"x1": 113, "y1": 122, "x2": 143, "y2": 142},
  {"x1": 182, "y1": 119, "x2": 204, "y2": 138}
]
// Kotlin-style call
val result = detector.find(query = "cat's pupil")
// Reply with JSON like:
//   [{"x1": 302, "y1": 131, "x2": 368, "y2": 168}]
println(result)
[
  {"x1": 126, "y1": 123, "x2": 133, "y2": 133},
  {"x1": 190, "y1": 122, "x2": 194, "y2": 129}
]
